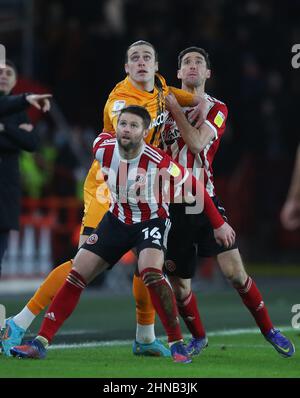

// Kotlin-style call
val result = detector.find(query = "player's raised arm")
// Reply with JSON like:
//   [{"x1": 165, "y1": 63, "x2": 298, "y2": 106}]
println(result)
[
  {"x1": 169, "y1": 86, "x2": 196, "y2": 107},
  {"x1": 188, "y1": 170, "x2": 236, "y2": 248},
  {"x1": 168, "y1": 87, "x2": 211, "y2": 129},
  {"x1": 165, "y1": 92, "x2": 215, "y2": 154}
]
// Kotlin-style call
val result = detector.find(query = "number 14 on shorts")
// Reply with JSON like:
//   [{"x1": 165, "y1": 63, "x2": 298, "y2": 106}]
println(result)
[{"x1": 142, "y1": 227, "x2": 162, "y2": 244}]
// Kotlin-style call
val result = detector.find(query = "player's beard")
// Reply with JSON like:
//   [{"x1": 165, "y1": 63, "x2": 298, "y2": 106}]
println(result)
[
  {"x1": 185, "y1": 78, "x2": 202, "y2": 91},
  {"x1": 117, "y1": 136, "x2": 143, "y2": 155}
]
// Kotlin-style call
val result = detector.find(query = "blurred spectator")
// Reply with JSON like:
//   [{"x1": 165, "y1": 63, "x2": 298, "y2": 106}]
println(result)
[{"x1": 0, "y1": 61, "x2": 40, "y2": 276}]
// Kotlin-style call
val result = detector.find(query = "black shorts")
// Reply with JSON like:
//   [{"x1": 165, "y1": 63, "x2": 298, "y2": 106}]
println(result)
[
  {"x1": 164, "y1": 197, "x2": 237, "y2": 279},
  {"x1": 81, "y1": 211, "x2": 171, "y2": 267}
]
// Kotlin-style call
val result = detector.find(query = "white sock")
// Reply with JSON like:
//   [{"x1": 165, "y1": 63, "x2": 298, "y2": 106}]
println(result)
[
  {"x1": 169, "y1": 339, "x2": 183, "y2": 348},
  {"x1": 136, "y1": 323, "x2": 155, "y2": 344},
  {"x1": 36, "y1": 335, "x2": 49, "y2": 348},
  {"x1": 13, "y1": 306, "x2": 36, "y2": 331}
]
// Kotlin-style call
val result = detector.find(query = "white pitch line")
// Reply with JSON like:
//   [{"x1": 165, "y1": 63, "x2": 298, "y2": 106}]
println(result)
[{"x1": 48, "y1": 326, "x2": 296, "y2": 350}]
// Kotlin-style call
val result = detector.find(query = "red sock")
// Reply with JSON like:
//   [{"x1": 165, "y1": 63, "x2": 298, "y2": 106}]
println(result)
[
  {"x1": 236, "y1": 276, "x2": 273, "y2": 335},
  {"x1": 177, "y1": 292, "x2": 206, "y2": 339},
  {"x1": 38, "y1": 270, "x2": 86, "y2": 343},
  {"x1": 140, "y1": 268, "x2": 182, "y2": 343}
]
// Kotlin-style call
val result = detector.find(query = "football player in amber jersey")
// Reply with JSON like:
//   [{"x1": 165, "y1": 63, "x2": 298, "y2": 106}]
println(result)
[
  {"x1": 162, "y1": 46, "x2": 295, "y2": 358},
  {"x1": 1, "y1": 41, "x2": 205, "y2": 358}
]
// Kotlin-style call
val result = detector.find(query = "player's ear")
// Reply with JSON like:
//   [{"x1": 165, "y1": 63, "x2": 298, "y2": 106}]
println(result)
[
  {"x1": 177, "y1": 69, "x2": 182, "y2": 80},
  {"x1": 124, "y1": 64, "x2": 129, "y2": 75},
  {"x1": 206, "y1": 69, "x2": 211, "y2": 79},
  {"x1": 143, "y1": 129, "x2": 149, "y2": 139},
  {"x1": 154, "y1": 62, "x2": 158, "y2": 72}
]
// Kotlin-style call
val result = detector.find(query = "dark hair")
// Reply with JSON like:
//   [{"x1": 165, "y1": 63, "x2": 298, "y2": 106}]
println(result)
[
  {"x1": 125, "y1": 40, "x2": 158, "y2": 63},
  {"x1": 3, "y1": 59, "x2": 18, "y2": 75},
  {"x1": 178, "y1": 47, "x2": 210, "y2": 69},
  {"x1": 118, "y1": 105, "x2": 151, "y2": 129}
]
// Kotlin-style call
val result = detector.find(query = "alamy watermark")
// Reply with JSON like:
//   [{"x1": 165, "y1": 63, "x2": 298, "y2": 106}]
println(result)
[
  {"x1": 0, "y1": 44, "x2": 6, "y2": 68},
  {"x1": 95, "y1": 165, "x2": 205, "y2": 215},
  {"x1": 291, "y1": 44, "x2": 300, "y2": 69}
]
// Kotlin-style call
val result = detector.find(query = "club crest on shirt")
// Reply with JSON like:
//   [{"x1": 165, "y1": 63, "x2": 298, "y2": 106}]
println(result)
[
  {"x1": 112, "y1": 100, "x2": 126, "y2": 113},
  {"x1": 86, "y1": 234, "x2": 98, "y2": 245},
  {"x1": 135, "y1": 174, "x2": 146, "y2": 185}
]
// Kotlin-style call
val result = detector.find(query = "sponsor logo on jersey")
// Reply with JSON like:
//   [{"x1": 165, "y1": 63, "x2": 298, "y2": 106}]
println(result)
[
  {"x1": 112, "y1": 100, "x2": 126, "y2": 113},
  {"x1": 149, "y1": 110, "x2": 168, "y2": 129},
  {"x1": 86, "y1": 234, "x2": 99, "y2": 245},
  {"x1": 167, "y1": 162, "x2": 181, "y2": 178},
  {"x1": 162, "y1": 116, "x2": 180, "y2": 145},
  {"x1": 214, "y1": 111, "x2": 225, "y2": 128}
]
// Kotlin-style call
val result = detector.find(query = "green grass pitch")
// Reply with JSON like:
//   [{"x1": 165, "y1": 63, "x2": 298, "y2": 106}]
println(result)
[
  {"x1": 0, "y1": 275, "x2": 299, "y2": 378},
  {"x1": 0, "y1": 331, "x2": 299, "y2": 378}
]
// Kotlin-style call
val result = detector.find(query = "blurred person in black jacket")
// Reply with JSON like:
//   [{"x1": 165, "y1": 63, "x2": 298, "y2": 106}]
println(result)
[
  {"x1": 0, "y1": 61, "x2": 51, "y2": 276},
  {"x1": 0, "y1": 92, "x2": 51, "y2": 117}
]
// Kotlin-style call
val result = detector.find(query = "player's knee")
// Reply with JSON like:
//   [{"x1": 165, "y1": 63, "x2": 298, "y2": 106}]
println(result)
[
  {"x1": 141, "y1": 269, "x2": 164, "y2": 287},
  {"x1": 169, "y1": 277, "x2": 191, "y2": 301},
  {"x1": 175, "y1": 286, "x2": 191, "y2": 301},
  {"x1": 138, "y1": 258, "x2": 162, "y2": 273},
  {"x1": 226, "y1": 269, "x2": 248, "y2": 287},
  {"x1": 218, "y1": 251, "x2": 248, "y2": 287}
]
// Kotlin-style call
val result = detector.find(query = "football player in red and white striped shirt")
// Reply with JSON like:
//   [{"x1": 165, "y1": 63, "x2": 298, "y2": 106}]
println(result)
[
  {"x1": 93, "y1": 116, "x2": 229, "y2": 229},
  {"x1": 10, "y1": 105, "x2": 235, "y2": 363},
  {"x1": 162, "y1": 47, "x2": 295, "y2": 358}
]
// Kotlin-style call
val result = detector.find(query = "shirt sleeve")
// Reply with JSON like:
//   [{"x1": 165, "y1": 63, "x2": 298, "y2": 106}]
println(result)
[
  {"x1": 103, "y1": 97, "x2": 128, "y2": 132},
  {"x1": 204, "y1": 102, "x2": 228, "y2": 140},
  {"x1": 0, "y1": 94, "x2": 29, "y2": 117},
  {"x1": 169, "y1": 87, "x2": 195, "y2": 107},
  {"x1": 92, "y1": 131, "x2": 114, "y2": 156}
]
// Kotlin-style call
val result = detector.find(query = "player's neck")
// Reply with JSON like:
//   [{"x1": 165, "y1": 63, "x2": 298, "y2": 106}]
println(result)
[
  {"x1": 181, "y1": 83, "x2": 205, "y2": 96},
  {"x1": 128, "y1": 76, "x2": 154, "y2": 93}
]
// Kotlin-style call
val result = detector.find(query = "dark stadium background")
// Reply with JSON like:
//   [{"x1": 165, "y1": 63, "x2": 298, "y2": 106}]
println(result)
[{"x1": 0, "y1": 0, "x2": 299, "y2": 299}]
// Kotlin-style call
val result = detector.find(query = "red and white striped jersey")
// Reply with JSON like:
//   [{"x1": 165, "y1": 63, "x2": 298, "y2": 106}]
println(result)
[
  {"x1": 93, "y1": 132, "x2": 178, "y2": 224},
  {"x1": 162, "y1": 93, "x2": 228, "y2": 197},
  {"x1": 93, "y1": 132, "x2": 224, "y2": 228}
]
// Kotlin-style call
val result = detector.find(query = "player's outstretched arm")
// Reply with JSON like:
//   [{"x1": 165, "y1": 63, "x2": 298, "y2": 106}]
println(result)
[
  {"x1": 171, "y1": 161, "x2": 236, "y2": 247},
  {"x1": 163, "y1": 156, "x2": 227, "y2": 230}
]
